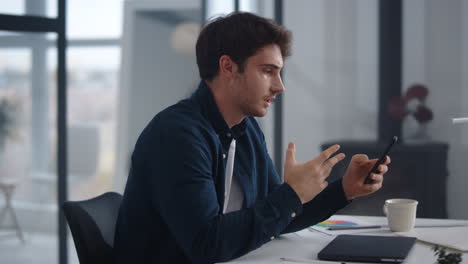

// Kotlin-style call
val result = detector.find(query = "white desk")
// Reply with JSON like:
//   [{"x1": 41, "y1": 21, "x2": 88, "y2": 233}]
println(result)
[{"x1": 226, "y1": 215, "x2": 468, "y2": 264}]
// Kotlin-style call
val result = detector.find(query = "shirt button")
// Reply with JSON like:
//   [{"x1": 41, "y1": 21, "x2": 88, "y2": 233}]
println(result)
[
  {"x1": 291, "y1": 212, "x2": 296, "y2": 218},
  {"x1": 270, "y1": 236, "x2": 275, "y2": 240},
  {"x1": 226, "y1": 133, "x2": 231, "y2": 138},
  {"x1": 222, "y1": 153, "x2": 226, "y2": 159}
]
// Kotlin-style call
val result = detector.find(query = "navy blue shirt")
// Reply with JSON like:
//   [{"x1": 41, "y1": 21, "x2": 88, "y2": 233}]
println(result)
[{"x1": 114, "y1": 81, "x2": 350, "y2": 264}]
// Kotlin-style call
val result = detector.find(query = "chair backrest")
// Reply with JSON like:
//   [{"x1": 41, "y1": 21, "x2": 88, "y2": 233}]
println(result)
[{"x1": 63, "y1": 192, "x2": 122, "y2": 264}]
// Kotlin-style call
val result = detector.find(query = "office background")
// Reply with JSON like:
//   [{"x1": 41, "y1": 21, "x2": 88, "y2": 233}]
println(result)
[{"x1": 0, "y1": 0, "x2": 467, "y2": 263}]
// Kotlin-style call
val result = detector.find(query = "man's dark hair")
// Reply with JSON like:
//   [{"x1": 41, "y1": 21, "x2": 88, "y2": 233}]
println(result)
[{"x1": 196, "y1": 12, "x2": 292, "y2": 81}]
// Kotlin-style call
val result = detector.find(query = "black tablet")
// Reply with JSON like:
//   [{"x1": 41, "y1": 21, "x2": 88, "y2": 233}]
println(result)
[{"x1": 318, "y1": 234, "x2": 417, "y2": 263}]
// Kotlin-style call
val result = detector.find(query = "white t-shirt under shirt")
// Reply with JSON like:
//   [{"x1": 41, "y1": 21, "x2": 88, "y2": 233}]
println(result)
[{"x1": 223, "y1": 139, "x2": 244, "y2": 213}]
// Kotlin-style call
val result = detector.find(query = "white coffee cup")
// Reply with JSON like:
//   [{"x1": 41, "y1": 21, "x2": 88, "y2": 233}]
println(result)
[{"x1": 383, "y1": 198, "x2": 418, "y2": 232}]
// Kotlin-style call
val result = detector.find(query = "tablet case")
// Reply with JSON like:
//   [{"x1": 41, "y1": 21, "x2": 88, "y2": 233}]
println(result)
[{"x1": 318, "y1": 234, "x2": 417, "y2": 263}]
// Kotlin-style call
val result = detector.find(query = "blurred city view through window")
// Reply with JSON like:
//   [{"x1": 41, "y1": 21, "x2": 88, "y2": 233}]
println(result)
[
  {"x1": 0, "y1": 1, "x2": 123, "y2": 263},
  {"x1": 0, "y1": 1, "x2": 123, "y2": 205}
]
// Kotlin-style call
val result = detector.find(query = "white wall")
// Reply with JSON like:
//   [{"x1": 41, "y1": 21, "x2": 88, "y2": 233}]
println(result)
[
  {"x1": 115, "y1": 0, "x2": 200, "y2": 192},
  {"x1": 283, "y1": 0, "x2": 377, "y2": 165}
]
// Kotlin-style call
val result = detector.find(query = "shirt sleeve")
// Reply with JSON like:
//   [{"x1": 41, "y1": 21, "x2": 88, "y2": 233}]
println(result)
[
  {"x1": 143, "y1": 119, "x2": 303, "y2": 264},
  {"x1": 263, "y1": 144, "x2": 351, "y2": 234},
  {"x1": 281, "y1": 179, "x2": 351, "y2": 234}
]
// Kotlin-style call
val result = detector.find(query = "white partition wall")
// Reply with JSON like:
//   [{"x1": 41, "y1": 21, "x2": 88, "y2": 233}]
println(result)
[
  {"x1": 115, "y1": 0, "x2": 201, "y2": 191},
  {"x1": 283, "y1": 0, "x2": 378, "y2": 164}
]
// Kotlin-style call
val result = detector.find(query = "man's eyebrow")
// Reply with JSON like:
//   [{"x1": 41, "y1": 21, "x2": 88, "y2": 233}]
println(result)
[{"x1": 259, "y1": 64, "x2": 282, "y2": 69}]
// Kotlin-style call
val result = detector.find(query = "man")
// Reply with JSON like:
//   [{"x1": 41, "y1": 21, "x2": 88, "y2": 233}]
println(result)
[{"x1": 113, "y1": 12, "x2": 390, "y2": 264}]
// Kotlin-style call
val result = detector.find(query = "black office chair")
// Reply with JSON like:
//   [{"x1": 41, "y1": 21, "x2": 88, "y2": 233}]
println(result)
[{"x1": 63, "y1": 192, "x2": 123, "y2": 264}]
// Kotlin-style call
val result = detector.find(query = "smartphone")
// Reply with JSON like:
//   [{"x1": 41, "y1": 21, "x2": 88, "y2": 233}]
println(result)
[{"x1": 364, "y1": 136, "x2": 398, "y2": 184}]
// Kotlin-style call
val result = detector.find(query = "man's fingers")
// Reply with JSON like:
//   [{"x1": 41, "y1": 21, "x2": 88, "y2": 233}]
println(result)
[
  {"x1": 352, "y1": 154, "x2": 369, "y2": 163},
  {"x1": 322, "y1": 166, "x2": 333, "y2": 181},
  {"x1": 320, "y1": 153, "x2": 345, "y2": 183},
  {"x1": 363, "y1": 181, "x2": 382, "y2": 192},
  {"x1": 383, "y1": 155, "x2": 391, "y2": 165},
  {"x1": 363, "y1": 174, "x2": 384, "y2": 192},
  {"x1": 377, "y1": 164, "x2": 388, "y2": 174},
  {"x1": 321, "y1": 153, "x2": 346, "y2": 173},
  {"x1": 320, "y1": 180, "x2": 329, "y2": 190},
  {"x1": 370, "y1": 173, "x2": 384, "y2": 183},
  {"x1": 316, "y1": 144, "x2": 341, "y2": 164},
  {"x1": 285, "y1": 142, "x2": 296, "y2": 166},
  {"x1": 367, "y1": 158, "x2": 390, "y2": 174}
]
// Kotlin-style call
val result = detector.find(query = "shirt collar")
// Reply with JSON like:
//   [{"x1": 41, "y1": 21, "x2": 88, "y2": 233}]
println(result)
[{"x1": 192, "y1": 81, "x2": 247, "y2": 140}]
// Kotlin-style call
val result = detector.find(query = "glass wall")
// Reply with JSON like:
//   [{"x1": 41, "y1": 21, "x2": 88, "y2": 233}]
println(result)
[
  {"x1": 64, "y1": 0, "x2": 123, "y2": 202},
  {"x1": 52, "y1": 46, "x2": 121, "y2": 202},
  {"x1": 65, "y1": 0, "x2": 123, "y2": 39},
  {"x1": 0, "y1": 0, "x2": 123, "y2": 263},
  {"x1": 0, "y1": 31, "x2": 60, "y2": 264},
  {"x1": 64, "y1": 1, "x2": 123, "y2": 263}
]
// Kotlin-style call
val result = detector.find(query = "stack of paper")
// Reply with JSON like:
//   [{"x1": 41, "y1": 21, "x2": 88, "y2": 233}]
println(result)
[{"x1": 397, "y1": 226, "x2": 468, "y2": 252}]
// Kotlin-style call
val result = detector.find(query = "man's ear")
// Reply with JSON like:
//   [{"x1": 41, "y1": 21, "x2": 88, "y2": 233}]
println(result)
[{"x1": 218, "y1": 55, "x2": 238, "y2": 78}]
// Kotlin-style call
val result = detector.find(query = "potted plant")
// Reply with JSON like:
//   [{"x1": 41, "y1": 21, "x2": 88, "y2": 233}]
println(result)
[
  {"x1": 387, "y1": 83, "x2": 434, "y2": 141},
  {"x1": 433, "y1": 245, "x2": 463, "y2": 264},
  {"x1": 0, "y1": 97, "x2": 20, "y2": 152}
]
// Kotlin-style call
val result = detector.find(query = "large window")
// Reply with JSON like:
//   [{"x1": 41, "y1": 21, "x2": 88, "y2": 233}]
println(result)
[
  {"x1": 64, "y1": 46, "x2": 120, "y2": 201},
  {"x1": 63, "y1": 0, "x2": 123, "y2": 202},
  {"x1": 0, "y1": 1, "x2": 123, "y2": 263},
  {"x1": 0, "y1": 1, "x2": 57, "y2": 17}
]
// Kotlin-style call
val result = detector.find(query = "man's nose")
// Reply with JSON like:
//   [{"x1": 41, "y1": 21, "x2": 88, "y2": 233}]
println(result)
[{"x1": 272, "y1": 76, "x2": 285, "y2": 94}]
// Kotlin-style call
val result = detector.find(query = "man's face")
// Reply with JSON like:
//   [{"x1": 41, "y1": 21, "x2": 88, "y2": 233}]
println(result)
[{"x1": 232, "y1": 44, "x2": 285, "y2": 118}]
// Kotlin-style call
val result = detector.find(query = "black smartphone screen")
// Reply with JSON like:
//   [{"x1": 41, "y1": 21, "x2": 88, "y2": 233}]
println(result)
[{"x1": 364, "y1": 136, "x2": 398, "y2": 184}]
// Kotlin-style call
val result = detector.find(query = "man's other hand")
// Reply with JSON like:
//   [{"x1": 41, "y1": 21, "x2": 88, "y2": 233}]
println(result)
[
  {"x1": 284, "y1": 142, "x2": 345, "y2": 204},
  {"x1": 342, "y1": 154, "x2": 391, "y2": 200}
]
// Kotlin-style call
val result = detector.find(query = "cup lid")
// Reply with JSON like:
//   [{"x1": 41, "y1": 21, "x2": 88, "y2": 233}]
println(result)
[{"x1": 385, "y1": 198, "x2": 418, "y2": 205}]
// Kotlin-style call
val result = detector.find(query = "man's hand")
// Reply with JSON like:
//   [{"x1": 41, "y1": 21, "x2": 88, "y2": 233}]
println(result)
[
  {"x1": 342, "y1": 154, "x2": 391, "y2": 200},
  {"x1": 284, "y1": 142, "x2": 345, "y2": 204}
]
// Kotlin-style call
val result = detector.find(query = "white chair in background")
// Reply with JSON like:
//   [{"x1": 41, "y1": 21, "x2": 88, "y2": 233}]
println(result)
[{"x1": 0, "y1": 177, "x2": 25, "y2": 243}]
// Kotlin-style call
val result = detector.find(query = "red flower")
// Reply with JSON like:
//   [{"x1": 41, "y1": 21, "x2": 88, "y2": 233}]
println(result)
[{"x1": 405, "y1": 84, "x2": 429, "y2": 102}]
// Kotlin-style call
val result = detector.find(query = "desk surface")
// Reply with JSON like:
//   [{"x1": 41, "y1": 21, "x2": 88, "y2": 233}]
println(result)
[{"x1": 226, "y1": 215, "x2": 468, "y2": 264}]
